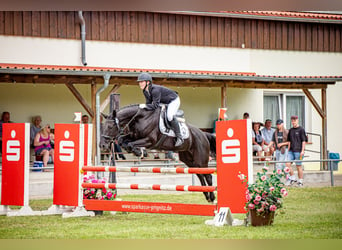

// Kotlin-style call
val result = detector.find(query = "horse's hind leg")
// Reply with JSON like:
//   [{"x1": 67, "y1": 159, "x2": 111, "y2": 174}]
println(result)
[
  {"x1": 204, "y1": 174, "x2": 216, "y2": 202},
  {"x1": 196, "y1": 174, "x2": 211, "y2": 202}
]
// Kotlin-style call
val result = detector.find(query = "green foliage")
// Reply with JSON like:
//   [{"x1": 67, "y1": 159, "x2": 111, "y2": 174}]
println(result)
[
  {"x1": 239, "y1": 166, "x2": 289, "y2": 215},
  {"x1": 0, "y1": 187, "x2": 341, "y2": 239}
]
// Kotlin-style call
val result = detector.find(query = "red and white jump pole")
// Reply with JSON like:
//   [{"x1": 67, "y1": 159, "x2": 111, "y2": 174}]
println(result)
[{"x1": 0, "y1": 123, "x2": 41, "y2": 216}]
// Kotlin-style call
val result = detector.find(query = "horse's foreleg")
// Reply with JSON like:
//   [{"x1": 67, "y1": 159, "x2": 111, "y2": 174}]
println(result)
[
  {"x1": 196, "y1": 174, "x2": 211, "y2": 202},
  {"x1": 127, "y1": 138, "x2": 153, "y2": 157},
  {"x1": 118, "y1": 135, "x2": 133, "y2": 151},
  {"x1": 204, "y1": 174, "x2": 216, "y2": 202}
]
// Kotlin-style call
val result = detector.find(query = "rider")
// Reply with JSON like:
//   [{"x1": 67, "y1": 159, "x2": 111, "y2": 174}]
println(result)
[{"x1": 137, "y1": 72, "x2": 184, "y2": 147}]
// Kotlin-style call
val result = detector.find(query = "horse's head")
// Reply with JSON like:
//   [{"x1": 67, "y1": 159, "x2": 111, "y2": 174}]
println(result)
[{"x1": 100, "y1": 110, "x2": 120, "y2": 151}]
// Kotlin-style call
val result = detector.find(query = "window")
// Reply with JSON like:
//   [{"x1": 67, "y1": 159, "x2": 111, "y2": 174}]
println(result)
[{"x1": 264, "y1": 93, "x2": 305, "y2": 129}]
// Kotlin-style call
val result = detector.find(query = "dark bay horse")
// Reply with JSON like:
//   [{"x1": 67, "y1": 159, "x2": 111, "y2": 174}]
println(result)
[{"x1": 101, "y1": 104, "x2": 217, "y2": 202}]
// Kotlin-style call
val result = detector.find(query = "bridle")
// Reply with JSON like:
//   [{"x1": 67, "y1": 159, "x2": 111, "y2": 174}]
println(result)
[{"x1": 102, "y1": 108, "x2": 141, "y2": 141}]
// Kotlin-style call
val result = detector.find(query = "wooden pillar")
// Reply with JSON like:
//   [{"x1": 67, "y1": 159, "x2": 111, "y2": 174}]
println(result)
[
  {"x1": 221, "y1": 83, "x2": 227, "y2": 108},
  {"x1": 91, "y1": 81, "x2": 97, "y2": 165},
  {"x1": 322, "y1": 88, "x2": 328, "y2": 170},
  {"x1": 302, "y1": 88, "x2": 327, "y2": 170}
]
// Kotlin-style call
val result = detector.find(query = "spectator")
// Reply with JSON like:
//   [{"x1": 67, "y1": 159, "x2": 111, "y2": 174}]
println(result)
[
  {"x1": 261, "y1": 119, "x2": 275, "y2": 158},
  {"x1": 252, "y1": 122, "x2": 268, "y2": 160},
  {"x1": 34, "y1": 124, "x2": 54, "y2": 169},
  {"x1": 267, "y1": 119, "x2": 289, "y2": 173},
  {"x1": 30, "y1": 115, "x2": 42, "y2": 147},
  {"x1": 243, "y1": 112, "x2": 249, "y2": 119},
  {"x1": 285, "y1": 115, "x2": 307, "y2": 187},
  {"x1": 165, "y1": 151, "x2": 176, "y2": 161},
  {"x1": 0, "y1": 111, "x2": 13, "y2": 153},
  {"x1": 82, "y1": 114, "x2": 89, "y2": 124},
  {"x1": 114, "y1": 139, "x2": 126, "y2": 160}
]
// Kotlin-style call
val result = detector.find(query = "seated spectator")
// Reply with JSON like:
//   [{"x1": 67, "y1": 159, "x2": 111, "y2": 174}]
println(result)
[
  {"x1": 82, "y1": 114, "x2": 89, "y2": 124},
  {"x1": 252, "y1": 121, "x2": 269, "y2": 160},
  {"x1": 0, "y1": 111, "x2": 13, "y2": 153},
  {"x1": 261, "y1": 119, "x2": 275, "y2": 158},
  {"x1": 30, "y1": 115, "x2": 42, "y2": 147},
  {"x1": 34, "y1": 124, "x2": 54, "y2": 168}
]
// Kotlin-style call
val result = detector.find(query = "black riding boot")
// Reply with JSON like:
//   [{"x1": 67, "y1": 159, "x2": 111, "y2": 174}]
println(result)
[{"x1": 170, "y1": 117, "x2": 183, "y2": 147}]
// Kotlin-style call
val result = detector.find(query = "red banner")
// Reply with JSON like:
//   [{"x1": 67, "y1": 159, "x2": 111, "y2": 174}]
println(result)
[
  {"x1": 84, "y1": 200, "x2": 216, "y2": 216},
  {"x1": 53, "y1": 124, "x2": 81, "y2": 206},
  {"x1": 216, "y1": 119, "x2": 252, "y2": 213},
  {"x1": 1, "y1": 123, "x2": 29, "y2": 206}
]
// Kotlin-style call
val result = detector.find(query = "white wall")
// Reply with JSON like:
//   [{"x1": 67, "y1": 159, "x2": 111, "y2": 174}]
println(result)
[{"x1": 0, "y1": 35, "x2": 251, "y2": 72}]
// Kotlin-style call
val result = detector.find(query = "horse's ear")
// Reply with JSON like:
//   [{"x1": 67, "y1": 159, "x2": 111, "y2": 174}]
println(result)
[{"x1": 101, "y1": 112, "x2": 108, "y2": 119}]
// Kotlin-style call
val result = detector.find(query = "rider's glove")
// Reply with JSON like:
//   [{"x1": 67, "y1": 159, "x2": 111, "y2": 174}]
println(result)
[{"x1": 139, "y1": 104, "x2": 147, "y2": 109}]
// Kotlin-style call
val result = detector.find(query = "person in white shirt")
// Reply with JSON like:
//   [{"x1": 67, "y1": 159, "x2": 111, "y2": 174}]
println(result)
[{"x1": 261, "y1": 119, "x2": 275, "y2": 158}]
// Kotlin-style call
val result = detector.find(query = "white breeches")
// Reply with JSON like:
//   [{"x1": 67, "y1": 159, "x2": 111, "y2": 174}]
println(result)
[{"x1": 167, "y1": 97, "x2": 180, "y2": 121}]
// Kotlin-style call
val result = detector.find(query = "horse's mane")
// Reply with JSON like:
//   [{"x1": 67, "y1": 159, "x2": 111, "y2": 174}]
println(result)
[{"x1": 119, "y1": 104, "x2": 139, "y2": 111}]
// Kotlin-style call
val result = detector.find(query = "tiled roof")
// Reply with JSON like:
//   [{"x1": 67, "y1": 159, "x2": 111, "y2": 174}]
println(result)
[
  {"x1": 219, "y1": 11, "x2": 342, "y2": 20},
  {"x1": 0, "y1": 63, "x2": 256, "y2": 77},
  {"x1": 0, "y1": 63, "x2": 341, "y2": 82},
  {"x1": 171, "y1": 11, "x2": 342, "y2": 23}
]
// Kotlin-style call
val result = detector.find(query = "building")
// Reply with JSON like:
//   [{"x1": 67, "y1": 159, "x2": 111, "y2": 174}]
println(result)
[{"x1": 0, "y1": 11, "x2": 341, "y2": 170}]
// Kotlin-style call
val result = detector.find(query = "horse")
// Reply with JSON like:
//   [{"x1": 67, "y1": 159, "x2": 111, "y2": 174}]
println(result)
[{"x1": 101, "y1": 104, "x2": 217, "y2": 203}]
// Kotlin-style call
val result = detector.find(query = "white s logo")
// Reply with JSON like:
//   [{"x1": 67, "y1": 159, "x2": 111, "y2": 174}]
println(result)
[
  {"x1": 6, "y1": 130, "x2": 20, "y2": 161},
  {"x1": 59, "y1": 130, "x2": 75, "y2": 162},
  {"x1": 221, "y1": 128, "x2": 240, "y2": 164}
]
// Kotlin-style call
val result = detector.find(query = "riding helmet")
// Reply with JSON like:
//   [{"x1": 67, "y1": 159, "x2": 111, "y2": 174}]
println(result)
[{"x1": 137, "y1": 72, "x2": 152, "y2": 82}]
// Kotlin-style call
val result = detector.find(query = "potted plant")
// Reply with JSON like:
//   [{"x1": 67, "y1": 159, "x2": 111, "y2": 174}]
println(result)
[
  {"x1": 238, "y1": 165, "x2": 290, "y2": 226},
  {"x1": 83, "y1": 174, "x2": 117, "y2": 215}
]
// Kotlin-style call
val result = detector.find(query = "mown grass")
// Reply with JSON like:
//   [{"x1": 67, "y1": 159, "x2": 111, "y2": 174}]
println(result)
[{"x1": 0, "y1": 187, "x2": 341, "y2": 239}]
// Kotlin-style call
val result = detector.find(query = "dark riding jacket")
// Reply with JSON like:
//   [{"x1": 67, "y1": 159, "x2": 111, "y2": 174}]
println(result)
[{"x1": 143, "y1": 83, "x2": 178, "y2": 111}]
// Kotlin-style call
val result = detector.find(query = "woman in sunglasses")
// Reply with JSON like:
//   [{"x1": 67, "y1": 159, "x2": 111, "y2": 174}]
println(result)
[{"x1": 33, "y1": 124, "x2": 54, "y2": 169}]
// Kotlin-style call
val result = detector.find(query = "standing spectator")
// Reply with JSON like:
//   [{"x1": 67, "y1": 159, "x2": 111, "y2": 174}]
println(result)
[
  {"x1": 252, "y1": 122, "x2": 268, "y2": 160},
  {"x1": 34, "y1": 124, "x2": 54, "y2": 169},
  {"x1": 285, "y1": 115, "x2": 307, "y2": 187},
  {"x1": 267, "y1": 119, "x2": 289, "y2": 173},
  {"x1": 30, "y1": 115, "x2": 42, "y2": 146},
  {"x1": 0, "y1": 111, "x2": 13, "y2": 153},
  {"x1": 243, "y1": 112, "x2": 250, "y2": 119},
  {"x1": 261, "y1": 119, "x2": 275, "y2": 158},
  {"x1": 114, "y1": 139, "x2": 126, "y2": 160},
  {"x1": 82, "y1": 114, "x2": 89, "y2": 124}
]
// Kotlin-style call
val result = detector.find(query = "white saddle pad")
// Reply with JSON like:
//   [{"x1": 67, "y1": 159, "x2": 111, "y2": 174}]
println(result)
[{"x1": 159, "y1": 115, "x2": 190, "y2": 139}]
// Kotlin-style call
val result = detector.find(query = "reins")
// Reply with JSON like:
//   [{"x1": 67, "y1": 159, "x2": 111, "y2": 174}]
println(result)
[{"x1": 121, "y1": 108, "x2": 141, "y2": 133}]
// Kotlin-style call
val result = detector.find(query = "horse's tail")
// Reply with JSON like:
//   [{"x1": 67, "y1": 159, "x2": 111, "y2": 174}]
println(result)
[{"x1": 204, "y1": 132, "x2": 216, "y2": 157}]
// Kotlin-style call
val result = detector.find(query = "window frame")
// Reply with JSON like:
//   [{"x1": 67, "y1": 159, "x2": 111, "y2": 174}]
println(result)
[{"x1": 263, "y1": 91, "x2": 307, "y2": 130}]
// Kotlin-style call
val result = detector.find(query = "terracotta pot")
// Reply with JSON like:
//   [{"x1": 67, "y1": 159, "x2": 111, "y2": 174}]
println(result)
[{"x1": 250, "y1": 209, "x2": 275, "y2": 226}]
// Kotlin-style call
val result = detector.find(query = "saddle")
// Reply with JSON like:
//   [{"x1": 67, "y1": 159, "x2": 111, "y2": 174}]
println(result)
[{"x1": 159, "y1": 105, "x2": 189, "y2": 139}]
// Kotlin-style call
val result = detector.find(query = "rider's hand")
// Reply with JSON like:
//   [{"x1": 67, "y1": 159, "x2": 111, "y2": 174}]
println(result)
[{"x1": 139, "y1": 104, "x2": 147, "y2": 109}]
